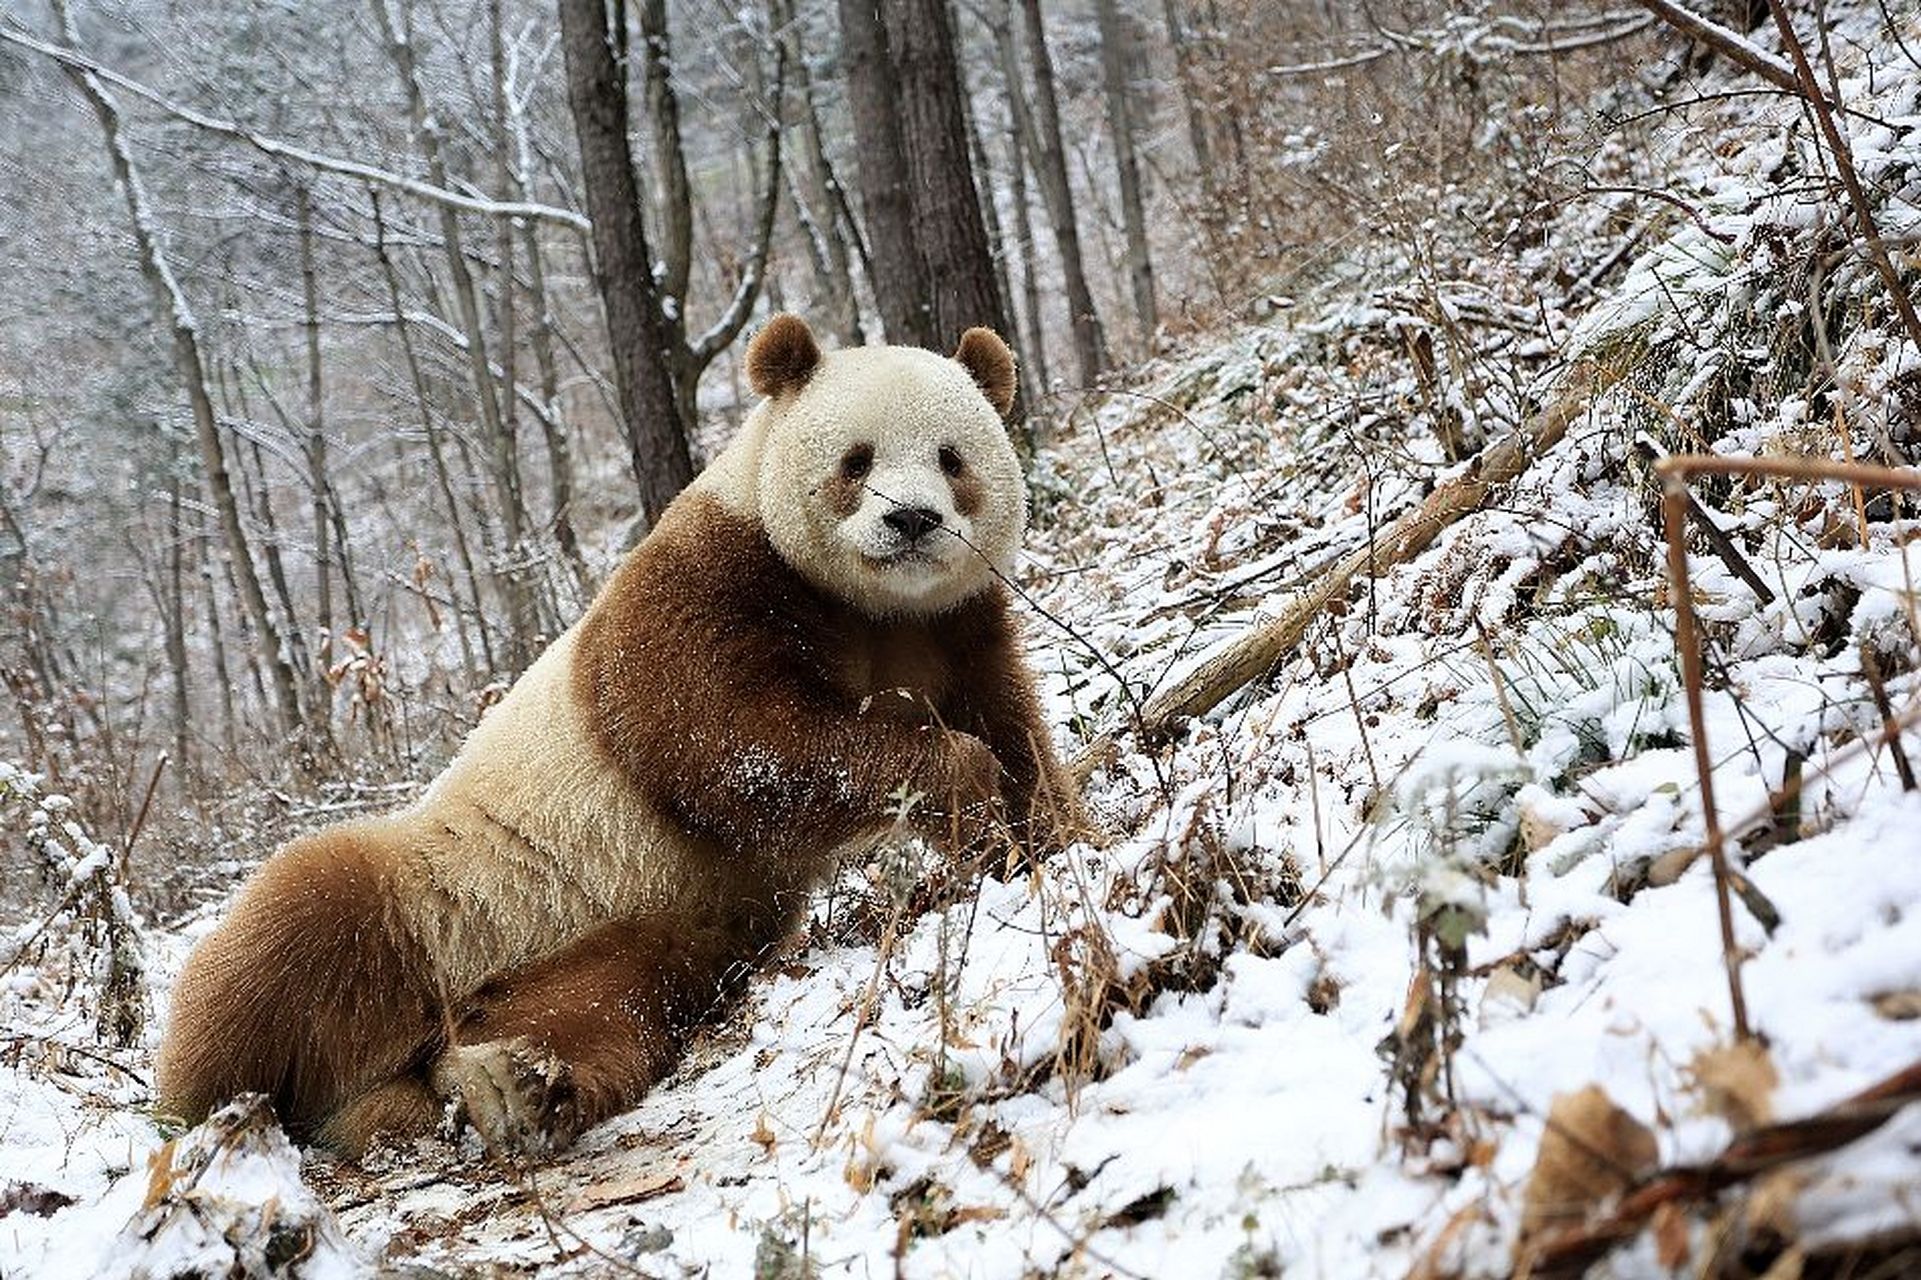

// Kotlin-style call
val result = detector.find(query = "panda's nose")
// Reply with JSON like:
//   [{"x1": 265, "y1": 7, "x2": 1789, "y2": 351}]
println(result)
[{"x1": 883, "y1": 506, "x2": 944, "y2": 542}]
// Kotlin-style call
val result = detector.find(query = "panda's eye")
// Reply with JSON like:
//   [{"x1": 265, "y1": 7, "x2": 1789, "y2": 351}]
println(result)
[
  {"x1": 938, "y1": 445, "x2": 965, "y2": 477},
  {"x1": 841, "y1": 445, "x2": 873, "y2": 481}
]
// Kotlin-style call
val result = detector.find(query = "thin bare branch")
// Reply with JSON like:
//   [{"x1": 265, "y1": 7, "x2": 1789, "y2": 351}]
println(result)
[{"x1": 0, "y1": 22, "x2": 590, "y2": 232}]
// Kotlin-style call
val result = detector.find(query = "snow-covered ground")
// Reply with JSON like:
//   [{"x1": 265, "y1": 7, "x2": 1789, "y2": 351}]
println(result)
[{"x1": 7, "y1": 8, "x2": 1921, "y2": 1277}]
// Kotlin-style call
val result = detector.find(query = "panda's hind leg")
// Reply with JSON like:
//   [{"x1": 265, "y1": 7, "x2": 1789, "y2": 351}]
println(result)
[
  {"x1": 155, "y1": 820, "x2": 442, "y2": 1147},
  {"x1": 436, "y1": 913, "x2": 748, "y2": 1155},
  {"x1": 317, "y1": 1074, "x2": 443, "y2": 1157}
]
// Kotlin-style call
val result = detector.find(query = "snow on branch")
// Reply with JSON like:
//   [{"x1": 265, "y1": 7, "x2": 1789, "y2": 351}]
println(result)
[
  {"x1": 1624, "y1": 0, "x2": 1807, "y2": 97},
  {"x1": 1266, "y1": 10, "x2": 1655, "y2": 77},
  {"x1": 0, "y1": 22, "x2": 592, "y2": 233}
]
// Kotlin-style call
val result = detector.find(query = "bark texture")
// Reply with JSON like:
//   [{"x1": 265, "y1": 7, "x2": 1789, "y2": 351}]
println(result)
[{"x1": 556, "y1": 0, "x2": 693, "y2": 528}]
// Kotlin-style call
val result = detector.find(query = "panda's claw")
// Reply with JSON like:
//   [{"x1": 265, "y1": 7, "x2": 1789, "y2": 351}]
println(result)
[{"x1": 437, "y1": 1037, "x2": 581, "y2": 1157}]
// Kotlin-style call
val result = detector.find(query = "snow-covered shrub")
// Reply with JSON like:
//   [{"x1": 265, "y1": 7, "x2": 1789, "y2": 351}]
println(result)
[{"x1": 0, "y1": 761, "x2": 147, "y2": 1048}]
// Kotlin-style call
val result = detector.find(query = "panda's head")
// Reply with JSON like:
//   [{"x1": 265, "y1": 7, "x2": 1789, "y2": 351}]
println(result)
[{"x1": 722, "y1": 314, "x2": 1025, "y2": 619}]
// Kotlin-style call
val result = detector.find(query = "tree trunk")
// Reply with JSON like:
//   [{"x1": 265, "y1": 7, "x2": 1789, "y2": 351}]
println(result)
[
  {"x1": 776, "y1": 0, "x2": 863, "y2": 344},
  {"x1": 53, "y1": 23, "x2": 308, "y2": 738},
  {"x1": 1016, "y1": 0, "x2": 1107, "y2": 381},
  {"x1": 991, "y1": 11, "x2": 1052, "y2": 393},
  {"x1": 501, "y1": 28, "x2": 594, "y2": 602},
  {"x1": 1159, "y1": 0, "x2": 1216, "y2": 186},
  {"x1": 635, "y1": 0, "x2": 694, "y2": 312},
  {"x1": 521, "y1": 221, "x2": 595, "y2": 602},
  {"x1": 194, "y1": 508, "x2": 239, "y2": 757},
  {"x1": 1094, "y1": 0, "x2": 1156, "y2": 342},
  {"x1": 163, "y1": 455, "x2": 192, "y2": 788},
  {"x1": 838, "y1": 0, "x2": 936, "y2": 346},
  {"x1": 960, "y1": 65, "x2": 1018, "y2": 356},
  {"x1": 888, "y1": 0, "x2": 1009, "y2": 343},
  {"x1": 297, "y1": 187, "x2": 335, "y2": 649},
  {"x1": 557, "y1": 0, "x2": 693, "y2": 528},
  {"x1": 370, "y1": 189, "x2": 491, "y2": 681},
  {"x1": 233, "y1": 436, "x2": 310, "y2": 691},
  {"x1": 374, "y1": 0, "x2": 537, "y2": 669}
]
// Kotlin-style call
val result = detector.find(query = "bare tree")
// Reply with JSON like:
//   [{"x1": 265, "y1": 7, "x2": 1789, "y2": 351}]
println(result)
[
  {"x1": 373, "y1": 0, "x2": 539, "y2": 669},
  {"x1": 775, "y1": 0, "x2": 864, "y2": 344},
  {"x1": 559, "y1": 0, "x2": 781, "y2": 525},
  {"x1": 1159, "y1": 0, "x2": 1215, "y2": 185},
  {"x1": 1094, "y1": 0, "x2": 1157, "y2": 343},
  {"x1": 837, "y1": 0, "x2": 936, "y2": 345},
  {"x1": 1015, "y1": 0, "x2": 1107, "y2": 381},
  {"x1": 557, "y1": 0, "x2": 692, "y2": 526},
  {"x1": 632, "y1": 0, "x2": 786, "y2": 439},
  {"x1": 988, "y1": 6, "x2": 1052, "y2": 391},
  {"x1": 48, "y1": 0, "x2": 308, "y2": 740},
  {"x1": 890, "y1": 0, "x2": 1008, "y2": 341}
]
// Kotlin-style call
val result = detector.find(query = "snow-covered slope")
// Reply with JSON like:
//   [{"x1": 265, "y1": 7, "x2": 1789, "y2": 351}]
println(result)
[{"x1": 6, "y1": 7, "x2": 1921, "y2": 1277}]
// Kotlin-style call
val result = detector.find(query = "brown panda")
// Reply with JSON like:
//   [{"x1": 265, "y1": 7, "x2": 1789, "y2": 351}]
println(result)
[{"x1": 155, "y1": 315, "x2": 1079, "y2": 1158}]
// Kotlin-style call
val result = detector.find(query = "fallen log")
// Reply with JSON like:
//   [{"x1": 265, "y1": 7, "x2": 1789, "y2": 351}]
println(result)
[{"x1": 1071, "y1": 357, "x2": 1621, "y2": 777}]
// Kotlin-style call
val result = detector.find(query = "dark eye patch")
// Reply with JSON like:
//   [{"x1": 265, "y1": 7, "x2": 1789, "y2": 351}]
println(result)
[
  {"x1": 938, "y1": 445, "x2": 964, "y2": 477},
  {"x1": 841, "y1": 444, "x2": 874, "y2": 480}
]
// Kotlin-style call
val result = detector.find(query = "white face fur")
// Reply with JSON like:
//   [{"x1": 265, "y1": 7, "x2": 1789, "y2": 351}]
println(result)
[{"x1": 704, "y1": 344, "x2": 1026, "y2": 618}]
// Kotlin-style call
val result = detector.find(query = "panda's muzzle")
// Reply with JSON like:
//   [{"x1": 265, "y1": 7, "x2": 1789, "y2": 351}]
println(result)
[{"x1": 882, "y1": 506, "x2": 944, "y2": 543}]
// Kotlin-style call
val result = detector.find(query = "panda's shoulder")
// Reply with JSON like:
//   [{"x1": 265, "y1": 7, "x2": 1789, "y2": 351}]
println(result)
[{"x1": 582, "y1": 492, "x2": 815, "y2": 655}]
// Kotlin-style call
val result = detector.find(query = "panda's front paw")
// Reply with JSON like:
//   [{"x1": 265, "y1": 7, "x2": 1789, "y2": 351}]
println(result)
[
  {"x1": 926, "y1": 732, "x2": 1005, "y2": 850},
  {"x1": 435, "y1": 1037, "x2": 581, "y2": 1157}
]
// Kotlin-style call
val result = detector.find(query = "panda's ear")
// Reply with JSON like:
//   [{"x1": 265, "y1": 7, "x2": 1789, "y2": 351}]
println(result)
[
  {"x1": 747, "y1": 313, "x2": 822, "y2": 399},
  {"x1": 953, "y1": 327, "x2": 1017, "y2": 419}
]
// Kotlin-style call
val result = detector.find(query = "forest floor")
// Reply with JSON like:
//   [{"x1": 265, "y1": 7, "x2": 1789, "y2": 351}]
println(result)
[{"x1": 7, "y1": 7, "x2": 1921, "y2": 1278}]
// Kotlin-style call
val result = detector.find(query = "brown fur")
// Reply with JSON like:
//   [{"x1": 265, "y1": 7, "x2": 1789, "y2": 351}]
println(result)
[
  {"x1": 948, "y1": 465, "x2": 985, "y2": 519},
  {"x1": 157, "y1": 486, "x2": 1076, "y2": 1158},
  {"x1": 953, "y1": 327, "x2": 1017, "y2": 418},
  {"x1": 746, "y1": 313, "x2": 822, "y2": 398},
  {"x1": 155, "y1": 825, "x2": 443, "y2": 1148}
]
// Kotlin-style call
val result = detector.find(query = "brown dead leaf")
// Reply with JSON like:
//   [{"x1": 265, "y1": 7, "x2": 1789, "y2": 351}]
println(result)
[
  {"x1": 1870, "y1": 990, "x2": 1921, "y2": 1021},
  {"x1": 1479, "y1": 965, "x2": 1542, "y2": 1025},
  {"x1": 751, "y1": 1112, "x2": 777, "y2": 1154},
  {"x1": 1651, "y1": 1201, "x2": 1691, "y2": 1268},
  {"x1": 1688, "y1": 1040, "x2": 1778, "y2": 1132},
  {"x1": 1516, "y1": 1085, "x2": 1658, "y2": 1262},
  {"x1": 1745, "y1": 1169, "x2": 1804, "y2": 1239},
  {"x1": 141, "y1": 1140, "x2": 179, "y2": 1210},
  {"x1": 566, "y1": 1170, "x2": 685, "y2": 1214},
  {"x1": 1008, "y1": 1137, "x2": 1032, "y2": 1185},
  {"x1": 946, "y1": 1205, "x2": 1006, "y2": 1228}
]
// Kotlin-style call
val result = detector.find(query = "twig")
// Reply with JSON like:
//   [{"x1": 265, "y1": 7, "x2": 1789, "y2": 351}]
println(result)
[
  {"x1": 1526, "y1": 1057, "x2": 1921, "y2": 1275},
  {"x1": 812, "y1": 892, "x2": 906, "y2": 1148},
  {"x1": 1633, "y1": 436, "x2": 1776, "y2": 603},
  {"x1": 1764, "y1": 0, "x2": 1921, "y2": 362},
  {"x1": 1577, "y1": 184, "x2": 1733, "y2": 245},
  {"x1": 1659, "y1": 478, "x2": 1752, "y2": 1042},
  {"x1": 124, "y1": 753, "x2": 168, "y2": 862},
  {"x1": 1473, "y1": 624, "x2": 1526, "y2": 756},
  {"x1": 1656, "y1": 454, "x2": 1921, "y2": 490},
  {"x1": 1858, "y1": 646, "x2": 1916, "y2": 792},
  {"x1": 1626, "y1": 0, "x2": 1810, "y2": 97}
]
